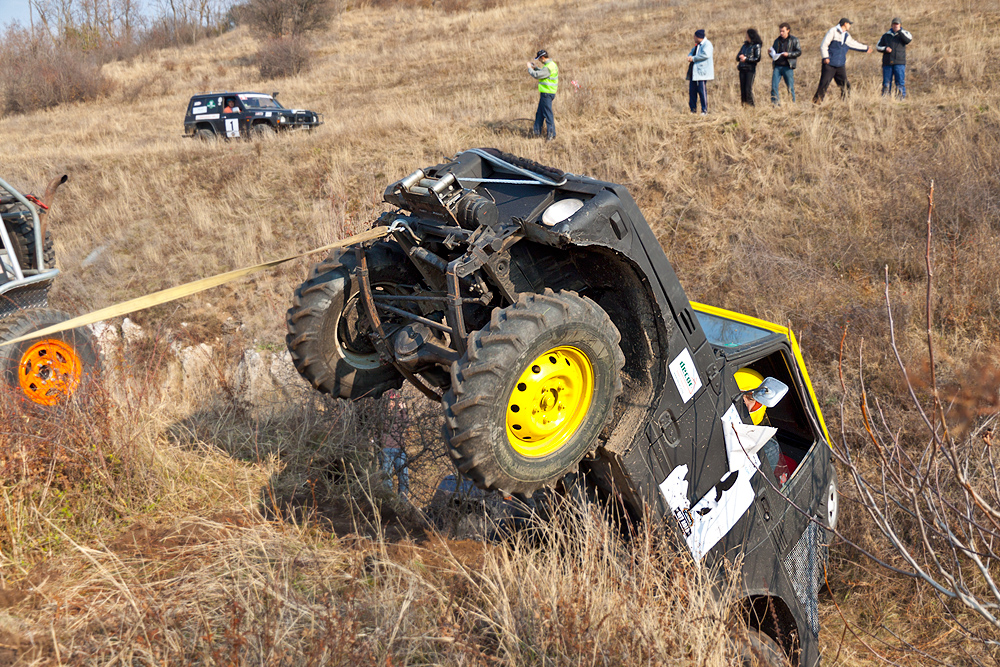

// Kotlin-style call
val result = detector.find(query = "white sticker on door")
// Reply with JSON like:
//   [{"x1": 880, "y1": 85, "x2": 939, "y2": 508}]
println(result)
[
  {"x1": 668, "y1": 348, "x2": 702, "y2": 403},
  {"x1": 225, "y1": 118, "x2": 240, "y2": 138}
]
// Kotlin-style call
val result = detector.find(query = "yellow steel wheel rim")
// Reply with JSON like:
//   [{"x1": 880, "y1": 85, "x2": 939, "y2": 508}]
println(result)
[{"x1": 506, "y1": 345, "x2": 595, "y2": 458}]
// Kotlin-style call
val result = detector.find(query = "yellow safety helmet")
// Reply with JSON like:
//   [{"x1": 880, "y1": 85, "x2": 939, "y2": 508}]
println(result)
[{"x1": 734, "y1": 367, "x2": 766, "y2": 425}]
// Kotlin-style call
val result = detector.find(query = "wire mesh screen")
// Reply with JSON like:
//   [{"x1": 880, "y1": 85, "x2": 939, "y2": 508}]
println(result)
[{"x1": 782, "y1": 519, "x2": 823, "y2": 637}]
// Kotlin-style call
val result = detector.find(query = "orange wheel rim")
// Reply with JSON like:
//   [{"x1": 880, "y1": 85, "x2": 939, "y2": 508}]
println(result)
[{"x1": 17, "y1": 339, "x2": 83, "y2": 405}]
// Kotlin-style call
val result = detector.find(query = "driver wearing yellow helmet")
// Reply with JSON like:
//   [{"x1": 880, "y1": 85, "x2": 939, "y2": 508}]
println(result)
[
  {"x1": 735, "y1": 367, "x2": 768, "y2": 426},
  {"x1": 734, "y1": 367, "x2": 795, "y2": 483}
]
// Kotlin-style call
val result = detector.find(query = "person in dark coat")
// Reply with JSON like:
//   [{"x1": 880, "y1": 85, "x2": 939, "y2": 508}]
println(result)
[
  {"x1": 769, "y1": 22, "x2": 802, "y2": 104},
  {"x1": 736, "y1": 28, "x2": 763, "y2": 106},
  {"x1": 813, "y1": 18, "x2": 872, "y2": 103},
  {"x1": 876, "y1": 18, "x2": 913, "y2": 98}
]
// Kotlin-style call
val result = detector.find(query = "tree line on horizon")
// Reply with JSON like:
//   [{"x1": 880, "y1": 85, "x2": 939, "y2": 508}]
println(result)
[{"x1": 0, "y1": 0, "x2": 338, "y2": 116}]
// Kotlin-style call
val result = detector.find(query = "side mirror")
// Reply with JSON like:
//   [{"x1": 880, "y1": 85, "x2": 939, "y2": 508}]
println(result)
[
  {"x1": 271, "y1": 91, "x2": 279, "y2": 99},
  {"x1": 752, "y1": 377, "x2": 789, "y2": 408}
]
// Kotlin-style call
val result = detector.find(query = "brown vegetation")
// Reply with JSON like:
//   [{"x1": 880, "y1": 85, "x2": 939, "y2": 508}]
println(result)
[
  {"x1": 0, "y1": 27, "x2": 113, "y2": 115},
  {"x1": 1, "y1": 0, "x2": 1000, "y2": 663},
  {"x1": 255, "y1": 35, "x2": 313, "y2": 78}
]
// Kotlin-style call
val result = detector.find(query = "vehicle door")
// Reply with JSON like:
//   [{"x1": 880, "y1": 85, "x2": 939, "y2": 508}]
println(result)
[
  {"x1": 693, "y1": 303, "x2": 834, "y2": 643},
  {"x1": 222, "y1": 97, "x2": 245, "y2": 138}
]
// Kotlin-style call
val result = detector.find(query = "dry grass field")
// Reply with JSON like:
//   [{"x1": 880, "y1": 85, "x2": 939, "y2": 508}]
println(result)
[{"x1": 2, "y1": 0, "x2": 1000, "y2": 663}]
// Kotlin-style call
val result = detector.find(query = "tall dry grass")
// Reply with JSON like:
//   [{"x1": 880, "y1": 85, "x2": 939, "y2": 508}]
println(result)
[
  {"x1": 0, "y1": 359, "x2": 740, "y2": 664},
  {"x1": 0, "y1": 0, "x2": 999, "y2": 663}
]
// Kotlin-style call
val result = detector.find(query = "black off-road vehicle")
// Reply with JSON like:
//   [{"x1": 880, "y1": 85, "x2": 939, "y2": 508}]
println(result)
[
  {"x1": 286, "y1": 149, "x2": 838, "y2": 666},
  {"x1": 183, "y1": 92, "x2": 323, "y2": 140}
]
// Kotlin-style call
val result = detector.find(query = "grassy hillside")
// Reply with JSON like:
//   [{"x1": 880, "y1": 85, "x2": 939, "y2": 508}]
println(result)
[{"x1": 2, "y1": 0, "x2": 1000, "y2": 663}]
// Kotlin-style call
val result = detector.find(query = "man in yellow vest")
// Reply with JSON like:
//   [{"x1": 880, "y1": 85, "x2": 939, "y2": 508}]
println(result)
[{"x1": 526, "y1": 49, "x2": 558, "y2": 141}]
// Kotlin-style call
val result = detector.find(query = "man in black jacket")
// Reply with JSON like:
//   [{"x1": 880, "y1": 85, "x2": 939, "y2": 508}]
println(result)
[
  {"x1": 877, "y1": 18, "x2": 913, "y2": 98},
  {"x1": 769, "y1": 23, "x2": 802, "y2": 105}
]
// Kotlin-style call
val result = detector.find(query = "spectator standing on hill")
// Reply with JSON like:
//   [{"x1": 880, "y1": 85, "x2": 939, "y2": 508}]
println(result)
[
  {"x1": 877, "y1": 18, "x2": 912, "y2": 98},
  {"x1": 527, "y1": 49, "x2": 558, "y2": 141},
  {"x1": 769, "y1": 23, "x2": 801, "y2": 104},
  {"x1": 812, "y1": 18, "x2": 872, "y2": 103},
  {"x1": 686, "y1": 29, "x2": 714, "y2": 114},
  {"x1": 737, "y1": 28, "x2": 763, "y2": 106}
]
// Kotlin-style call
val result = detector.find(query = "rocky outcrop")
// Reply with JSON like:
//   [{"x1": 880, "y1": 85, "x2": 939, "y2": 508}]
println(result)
[{"x1": 90, "y1": 318, "x2": 311, "y2": 411}]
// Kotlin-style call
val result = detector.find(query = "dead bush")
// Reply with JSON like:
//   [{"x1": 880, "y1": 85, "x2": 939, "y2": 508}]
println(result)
[
  {"x1": 255, "y1": 37, "x2": 312, "y2": 79},
  {"x1": 361, "y1": 0, "x2": 508, "y2": 9},
  {"x1": 235, "y1": 0, "x2": 336, "y2": 39},
  {"x1": 0, "y1": 29, "x2": 112, "y2": 116}
]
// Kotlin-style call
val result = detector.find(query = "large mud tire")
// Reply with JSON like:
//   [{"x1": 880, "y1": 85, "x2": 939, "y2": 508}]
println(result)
[
  {"x1": 443, "y1": 289, "x2": 624, "y2": 495},
  {"x1": 253, "y1": 123, "x2": 276, "y2": 139},
  {"x1": 286, "y1": 242, "x2": 419, "y2": 400},
  {"x1": 4, "y1": 218, "x2": 54, "y2": 271},
  {"x1": 0, "y1": 308, "x2": 102, "y2": 406},
  {"x1": 735, "y1": 629, "x2": 791, "y2": 667}
]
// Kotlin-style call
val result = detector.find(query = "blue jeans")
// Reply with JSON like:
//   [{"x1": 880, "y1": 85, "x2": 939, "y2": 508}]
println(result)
[
  {"x1": 688, "y1": 80, "x2": 707, "y2": 113},
  {"x1": 381, "y1": 447, "x2": 409, "y2": 497},
  {"x1": 882, "y1": 65, "x2": 906, "y2": 98},
  {"x1": 771, "y1": 66, "x2": 795, "y2": 104},
  {"x1": 533, "y1": 92, "x2": 555, "y2": 139}
]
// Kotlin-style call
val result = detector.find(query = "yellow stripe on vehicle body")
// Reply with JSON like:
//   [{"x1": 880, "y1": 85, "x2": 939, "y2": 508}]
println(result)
[{"x1": 689, "y1": 301, "x2": 831, "y2": 448}]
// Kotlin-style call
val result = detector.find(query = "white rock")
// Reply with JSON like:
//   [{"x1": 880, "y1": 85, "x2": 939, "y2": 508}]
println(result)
[{"x1": 121, "y1": 317, "x2": 144, "y2": 344}]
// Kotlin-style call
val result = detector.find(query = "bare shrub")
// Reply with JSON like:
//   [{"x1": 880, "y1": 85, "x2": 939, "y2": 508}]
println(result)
[
  {"x1": 235, "y1": 0, "x2": 336, "y2": 39},
  {"x1": 362, "y1": 0, "x2": 508, "y2": 9},
  {"x1": 0, "y1": 28, "x2": 112, "y2": 116},
  {"x1": 828, "y1": 185, "x2": 1000, "y2": 652},
  {"x1": 255, "y1": 36, "x2": 312, "y2": 79}
]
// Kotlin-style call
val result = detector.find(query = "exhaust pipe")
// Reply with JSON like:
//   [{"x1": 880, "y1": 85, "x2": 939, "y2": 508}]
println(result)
[{"x1": 38, "y1": 174, "x2": 68, "y2": 255}]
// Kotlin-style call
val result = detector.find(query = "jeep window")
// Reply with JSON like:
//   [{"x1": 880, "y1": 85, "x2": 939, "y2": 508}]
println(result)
[
  {"x1": 242, "y1": 97, "x2": 283, "y2": 110},
  {"x1": 694, "y1": 309, "x2": 823, "y2": 484},
  {"x1": 190, "y1": 98, "x2": 218, "y2": 114},
  {"x1": 695, "y1": 310, "x2": 776, "y2": 349}
]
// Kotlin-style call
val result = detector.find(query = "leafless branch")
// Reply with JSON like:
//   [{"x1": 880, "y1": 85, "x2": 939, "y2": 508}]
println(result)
[{"x1": 826, "y1": 181, "x2": 1000, "y2": 649}]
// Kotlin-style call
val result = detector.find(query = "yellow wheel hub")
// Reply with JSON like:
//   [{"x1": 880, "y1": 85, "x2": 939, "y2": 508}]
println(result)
[
  {"x1": 506, "y1": 345, "x2": 595, "y2": 457},
  {"x1": 18, "y1": 339, "x2": 83, "y2": 406}
]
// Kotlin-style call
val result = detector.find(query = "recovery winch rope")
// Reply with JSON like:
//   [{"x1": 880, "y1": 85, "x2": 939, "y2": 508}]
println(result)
[{"x1": 0, "y1": 226, "x2": 390, "y2": 347}]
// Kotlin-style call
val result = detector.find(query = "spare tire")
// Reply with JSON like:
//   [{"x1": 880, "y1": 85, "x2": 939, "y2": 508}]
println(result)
[{"x1": 4, "y1": 216, "x2": 54, "y2": 271}]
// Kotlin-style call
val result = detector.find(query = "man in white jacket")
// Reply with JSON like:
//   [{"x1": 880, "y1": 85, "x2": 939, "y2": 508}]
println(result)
[
  {"x1": 812, "y1": 18, "x2": 872, "y2": 103},
  {"x1": 686, "y1": 29, "x2": 714, "y2": 114}
]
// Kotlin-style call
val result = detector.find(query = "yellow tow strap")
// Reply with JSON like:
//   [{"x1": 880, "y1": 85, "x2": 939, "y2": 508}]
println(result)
[{"x1": 0, "y1": 226, "x2": 389, "y2": 348}]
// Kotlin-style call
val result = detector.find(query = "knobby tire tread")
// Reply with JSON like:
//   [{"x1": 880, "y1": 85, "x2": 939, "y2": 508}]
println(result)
[
  {"x1": 285, "y1": 242, "x2": 413, "y2": 400},
  {"x1": 443, "y1": 289, "x2": 624, "y2": 495}
]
